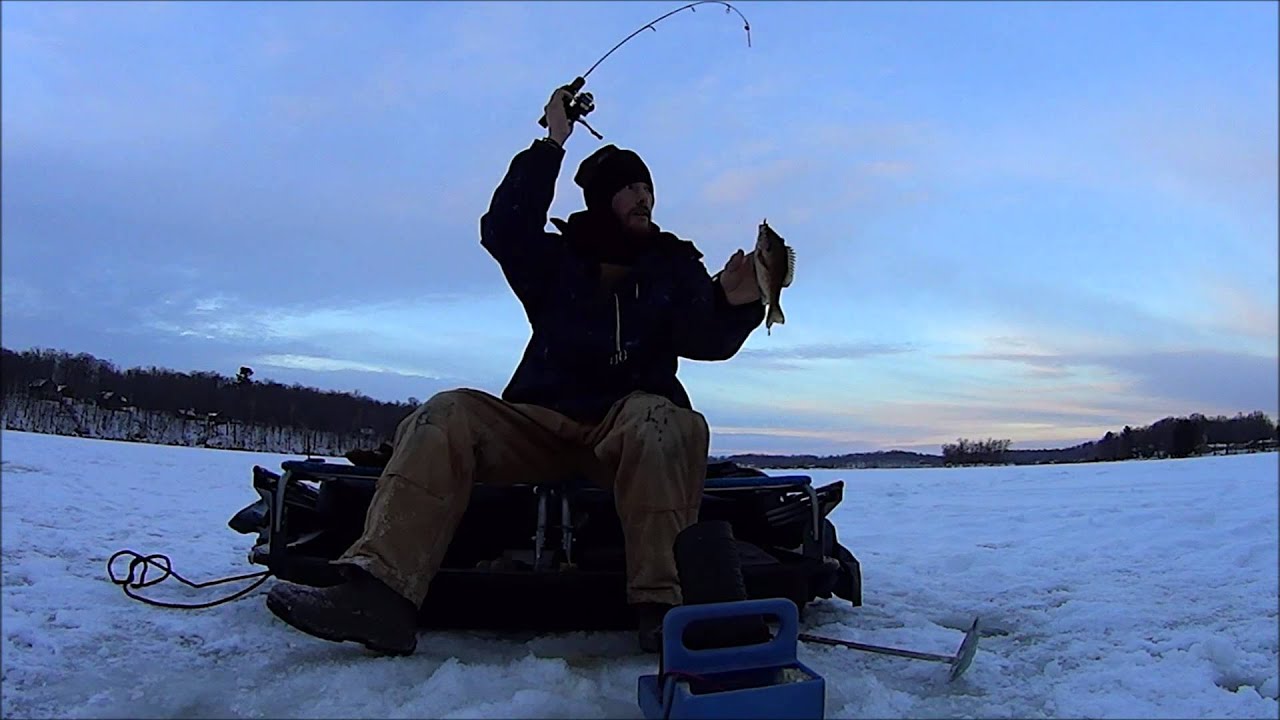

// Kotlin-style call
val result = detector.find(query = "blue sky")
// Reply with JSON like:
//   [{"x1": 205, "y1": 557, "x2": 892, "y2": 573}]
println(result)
[{"x1": 3, "y1": 1, "x2": 1276, "y2": 455}]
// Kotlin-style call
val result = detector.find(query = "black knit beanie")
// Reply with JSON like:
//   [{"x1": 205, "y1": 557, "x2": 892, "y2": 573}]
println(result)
[{"x1": 574, "y1": 144, "x2": 653, "y2": 213}]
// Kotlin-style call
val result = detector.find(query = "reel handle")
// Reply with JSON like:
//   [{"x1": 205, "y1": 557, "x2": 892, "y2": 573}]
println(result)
[{"x1": 538, "y1": 76, "x2": 588, "y2": 129}]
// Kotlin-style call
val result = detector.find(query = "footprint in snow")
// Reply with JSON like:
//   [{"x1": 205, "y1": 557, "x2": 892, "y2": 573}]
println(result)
[{"x1": 0, "y1": 462, "x2": 45, "y2": 475}]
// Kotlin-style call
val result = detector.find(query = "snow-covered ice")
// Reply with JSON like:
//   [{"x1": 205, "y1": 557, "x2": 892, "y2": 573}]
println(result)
[{"x1": 2, "y1": 429, "x2": 1277, "y2": 718}]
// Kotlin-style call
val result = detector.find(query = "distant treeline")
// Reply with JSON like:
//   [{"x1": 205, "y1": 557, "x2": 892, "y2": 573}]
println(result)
[
  {"x1": 1, "y1": 346, "x2": 416, "y2": 444},
  {"x1": 3, "y1": 346, "x2": 1277, "y2": 466},
  {"x1": 940, "y1": 412, "x2": 1279, "y2": 465},
  {"x1": 941, "y1": 438, "x2": 1012, "y2": 465},
  {"x1": 1, "y1": 394, "x2": 363, "y2": 457},
  {"x1": 718, "y1": 412, "x2": 1279, "y2": 469}
]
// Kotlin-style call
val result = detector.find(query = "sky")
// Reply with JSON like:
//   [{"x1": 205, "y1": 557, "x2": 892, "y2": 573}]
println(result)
[{"x1": 2, "y1": 0, "x2": 1276, "y2": 455}]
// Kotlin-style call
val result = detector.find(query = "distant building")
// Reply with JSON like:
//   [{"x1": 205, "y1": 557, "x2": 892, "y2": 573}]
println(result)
[
  {"x1": 96, "y1": 391, "x2": 131, "y2": 411},
  {"x1": 29, "y1": 380, "x2": 76, "y2": 400},
  {"x1": 28, "y1": 379, "x2": 58, "y2": 399}
]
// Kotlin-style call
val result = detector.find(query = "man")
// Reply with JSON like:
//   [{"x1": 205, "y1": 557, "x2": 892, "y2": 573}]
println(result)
[{"x1": 265, "y1": 86, "x2": 765, "y2": 655}]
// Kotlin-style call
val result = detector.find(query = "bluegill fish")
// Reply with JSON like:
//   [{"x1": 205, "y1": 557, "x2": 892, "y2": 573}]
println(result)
[{"x1": 753, "y1": 219, "x2": 794, "y2": 334}]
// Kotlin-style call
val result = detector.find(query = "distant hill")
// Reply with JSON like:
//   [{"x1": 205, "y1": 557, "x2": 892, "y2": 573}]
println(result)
[
  {"x1": 717, "y1": 425, "x2": 1276, "y2": 468},
  {"x1": 712, "y1": 450, "x2": 945, "y2": 469},
  {"x1": 712, "y1": 447, "x2": 1104, "y2": 470}
]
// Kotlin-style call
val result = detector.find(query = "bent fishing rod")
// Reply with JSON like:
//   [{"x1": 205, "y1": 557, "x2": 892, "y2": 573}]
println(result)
[{"x1": 537, "y1": 1, "x2": 753, "y2": 140}]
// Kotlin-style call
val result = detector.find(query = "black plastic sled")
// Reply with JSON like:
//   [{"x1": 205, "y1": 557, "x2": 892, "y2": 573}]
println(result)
[{"x1": 228, "y1": 458, "x2": 862, "y2": 632}]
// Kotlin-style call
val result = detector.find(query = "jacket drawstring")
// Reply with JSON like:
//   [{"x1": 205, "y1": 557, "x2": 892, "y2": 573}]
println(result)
[{"x1": 610, "y1": 293, "x2": 628, "y2": 366}]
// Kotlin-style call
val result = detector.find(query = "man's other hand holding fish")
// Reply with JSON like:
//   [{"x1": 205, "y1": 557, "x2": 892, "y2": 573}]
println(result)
[{"x1": 717, "y1": 248, "x2": 762, "y2": 306}]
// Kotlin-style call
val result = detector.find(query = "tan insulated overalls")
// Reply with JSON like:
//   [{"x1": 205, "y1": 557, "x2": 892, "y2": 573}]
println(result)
[{"x1": 334, "y1": 387, "x2": 709, "y2": 607}]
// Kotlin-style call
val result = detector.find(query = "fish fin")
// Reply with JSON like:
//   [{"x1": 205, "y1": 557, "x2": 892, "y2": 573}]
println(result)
[{"x1": 782, "y1": 247, "x2": 796, "y2": 287}]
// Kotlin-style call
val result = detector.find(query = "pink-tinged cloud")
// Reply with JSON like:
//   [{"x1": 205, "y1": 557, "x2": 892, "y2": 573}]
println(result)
[{"x1": 701, "y1": 158, "x2": 807, "y2": 205}]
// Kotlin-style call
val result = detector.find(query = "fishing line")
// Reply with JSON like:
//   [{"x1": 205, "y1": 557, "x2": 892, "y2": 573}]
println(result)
[
  {"x1": 582, "y1": 1, "x2": 751, "y2": 80},
  {"x1": 539, "y1": 1, "x2": 753, "y2": 140}
]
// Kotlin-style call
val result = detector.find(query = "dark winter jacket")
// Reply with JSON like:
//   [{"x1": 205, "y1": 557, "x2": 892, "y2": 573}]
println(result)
[{"x1": 479, "y1": 139, "x2": 764, "y2": 425}]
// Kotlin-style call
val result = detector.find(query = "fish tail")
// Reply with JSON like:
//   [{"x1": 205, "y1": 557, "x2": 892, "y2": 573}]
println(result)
[{"x1": 767, "y1": 303, "x2": 785, "y2": 327}]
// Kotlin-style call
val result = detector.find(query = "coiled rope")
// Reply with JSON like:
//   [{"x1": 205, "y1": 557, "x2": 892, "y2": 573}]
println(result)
[{"x1": 107, "y1": 549, "x2": 271, "y2": 610}]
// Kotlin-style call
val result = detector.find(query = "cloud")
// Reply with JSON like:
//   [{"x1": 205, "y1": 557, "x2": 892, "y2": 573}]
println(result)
[
  {"x1": 256, "y1": 354, "x2": 444, "y2": 380},
  {"x1": 698, "y1": 388, "x2": 1132, "y2": 455},
  {"x1": 685, "y1": 311, "x2": 1276, "y2": 453},
  {"x1": 803, "y1": 121, "x2": 941, "y2": 154},
  {"x1": 284, "y1": 3, "x2": 545, "y2": 123},
  {"x1": 132, "y1": 289, "x2": 532, "y2": 387},
  {"x1": 259, "y1": 36, "x2": 294, "y2": 60},
  {"x1": 0, "y1": 277, "x2": 45, "y2": 320},
  {"x1": 708, "y1": 426, "x2": 886, "y2": 456},
  {"x1": 265, "y1": 93, "x2": 337, "y2": 126},
  {"x1": 1, "y1": 131, "x2": 507, "y2": 314},
  {"x1": 0, "y1": 1, "x2": 566, "y2": 315},
  {"x1": 0, "y1": 25, "x2": 67, "y2": 73},
  {"x1": 948, "y1": 351, "x2": 1079, "y2": 380},
  {"x1": 145, "y1": 318, "x2": 255, "y2": 342},
  {"x1": 697, "y1": 120, "x2": 937, "y2": 211},
  {"x1": 931, "y1": 86, "x2": 1277, "y2": 241},
  {"x1": 191, "y1": 296, "x2": 229, "y2": 314},
  {"x1": 861, "y1": 395, "x2": 1149, "y2": 450},
  {"x1": 241, "y1": 363, "x2": 462, "y2": 406},
  {"x1": 945, "y1": 347, "x2": 1279, "y2": 418},
  {"x1": 1108, "y1": 96, "x2": 1278, "y2": 231},
  {"x1": 1188, "y1": 274, "x2": 1280, "y2": 344},
  {"x1": 883, "y1": 257, "x2": 1227, "y2": 354},
  {"x1": 860, "y1": 160, "x2": 914, "y2": 179},
  {"x1": 701, "y1": 158, "x2": 806, "y2": 205},
  {"x1": 697, "y1": 397, "x2": 940, "y2": 456},
  {"x1": 650, "y1": 121, "x2": 937, "y2": 255},
  {"x1": 736, "y1": 341, "x2": 915, "y2": 370},
  {"x1": 1094, "y1": 350, "x2": 1279, "y2": 416}
]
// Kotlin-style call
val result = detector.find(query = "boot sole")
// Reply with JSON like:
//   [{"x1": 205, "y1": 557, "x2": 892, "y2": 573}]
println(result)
[{"x1": 266, "y1": 591, "x2": 417, "y2": 656}]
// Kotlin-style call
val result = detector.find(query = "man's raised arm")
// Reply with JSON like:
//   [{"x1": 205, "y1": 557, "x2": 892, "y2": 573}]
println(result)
[{"x1": 479, "y1": 89, "x2": 576, "y2": 309}]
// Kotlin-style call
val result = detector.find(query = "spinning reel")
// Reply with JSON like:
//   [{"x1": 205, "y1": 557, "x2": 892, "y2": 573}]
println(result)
[{"x1": 538, "y1": 76, "x2": 603, "y2": 140}]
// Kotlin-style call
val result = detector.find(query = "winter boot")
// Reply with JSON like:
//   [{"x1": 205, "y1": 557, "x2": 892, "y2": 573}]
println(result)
[
  {"x1": 265, "y1": 567, "x2": 418, "y2": 655},
  {"x1": 635, "y1": 602, "x2": 673, "y2": 654},
  {"x1": 673, "y1": 521, "x2": 773, "y2": 650}
]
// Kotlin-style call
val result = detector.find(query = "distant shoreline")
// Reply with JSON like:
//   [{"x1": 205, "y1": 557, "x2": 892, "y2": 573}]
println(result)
[
  {"x1": 4, "y1": 346, "x2": 1277, "y2": 467},
  {"x1": 2, "y1": 420, "x2": 1275, "y2": 473}
]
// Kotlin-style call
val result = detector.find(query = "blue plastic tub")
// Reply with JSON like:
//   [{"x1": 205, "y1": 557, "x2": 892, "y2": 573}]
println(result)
[{"x1": 637, "y1": 598, "x2": 825, "y2": 719}]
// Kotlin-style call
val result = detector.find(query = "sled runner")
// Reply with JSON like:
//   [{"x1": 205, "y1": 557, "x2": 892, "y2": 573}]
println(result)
[{"x1": 228, "y1": 458, "x2": 862, "y2": 631}]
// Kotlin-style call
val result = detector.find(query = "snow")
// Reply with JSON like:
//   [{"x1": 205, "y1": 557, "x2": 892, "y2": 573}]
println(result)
[{"x1": 2, "y1": 429, "x2": 1276, "y2": 718}]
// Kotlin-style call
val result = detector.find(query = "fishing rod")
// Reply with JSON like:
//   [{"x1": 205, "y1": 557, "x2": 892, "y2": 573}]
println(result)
[{"x1": 537, "y1": 1, "x2": 753, "y2": 140}]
